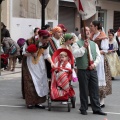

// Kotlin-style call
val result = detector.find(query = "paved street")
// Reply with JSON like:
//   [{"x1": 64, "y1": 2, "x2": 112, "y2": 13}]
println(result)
[{"x1": 0, "y1": 65, "x2": 120, "y2": 120}]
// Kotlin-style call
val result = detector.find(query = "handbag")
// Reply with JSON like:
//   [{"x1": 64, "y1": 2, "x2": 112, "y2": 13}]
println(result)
[{"x1": 9, "y1": 44, "x2": 17, "y2": 55}]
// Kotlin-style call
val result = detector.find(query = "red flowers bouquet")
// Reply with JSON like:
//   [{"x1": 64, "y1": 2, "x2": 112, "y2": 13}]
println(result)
[{"x1": 27, "y1": 44, "x2": 38, "y2": 53}]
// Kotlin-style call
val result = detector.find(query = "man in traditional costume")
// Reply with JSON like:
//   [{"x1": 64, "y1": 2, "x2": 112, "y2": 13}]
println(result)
[
  {"x1": 22, "y1": 30, "x2": 54, "y2": 109},
  {"x1": 46, "y1": 26, "x2": 63, "y2": 79},
  {"x1": 72, "y1": 27, "x2": 107, "y2": 115}
]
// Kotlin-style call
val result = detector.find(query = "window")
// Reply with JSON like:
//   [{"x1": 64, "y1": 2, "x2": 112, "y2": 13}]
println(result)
[
  {"x1": 98, "y1": 10, "x2": 107, "y2": 32},
  {"x1": 114, "y1": 11, "x2": 120, "y2": 31}
]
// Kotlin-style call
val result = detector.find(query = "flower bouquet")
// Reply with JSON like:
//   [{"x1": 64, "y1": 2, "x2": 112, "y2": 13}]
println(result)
[
  {"x1": 26, "y1": 44, "x2": 38, "y2": 61},
  {"x1": 27, "y1": 44, "x2": 44, "y2": 64},
  {"x1": 27, "y1": 44, "x2": 38, "y2": 53}
]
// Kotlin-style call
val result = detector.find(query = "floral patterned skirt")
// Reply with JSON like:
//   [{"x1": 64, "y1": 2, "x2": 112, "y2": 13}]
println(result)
[
  {"x1": 21, "y1": 56, "x2": 46, "y2": 106},
  {"x1": 99, "y1": 55, "x2": 112, "y2": 98}
]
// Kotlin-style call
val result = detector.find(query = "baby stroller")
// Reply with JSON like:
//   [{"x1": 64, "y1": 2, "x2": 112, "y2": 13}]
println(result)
[
  {"x1": 1, "y1": 53, "x2": 9, "y2": 69},
  {"x1": 48, "y1": 48, "x2": 76, "y2": 112}
]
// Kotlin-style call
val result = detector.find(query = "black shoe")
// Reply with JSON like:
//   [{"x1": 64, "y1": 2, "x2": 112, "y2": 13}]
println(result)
[
  {"x1": 81, "y1": 111, "x2": 87, "y2": 115},
  {"x1": 100, "y1": 104, "x2": 105, "y2": 108},
  {"x1": 35, "y1": 104, "x2": 45, "y2": 109},
  {"x1": 93, "y1": 110, "x2": 107, "y2": 115},
  {"x1": 27, "y1": 105, "x2": 34, "y2": 109}
]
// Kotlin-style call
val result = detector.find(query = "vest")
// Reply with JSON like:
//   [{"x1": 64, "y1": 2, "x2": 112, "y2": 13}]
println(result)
[{"x1": 76, "y1": 40, "x2": 97, "y2": 69}]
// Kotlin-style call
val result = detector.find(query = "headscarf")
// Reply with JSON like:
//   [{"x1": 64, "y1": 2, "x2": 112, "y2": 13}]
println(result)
[
  {"x1": 52, "y1": 26, "x2": 62, "y2": 34},
  {"x1": 58, "y1": 24, "x2": 67, "y2": 33},
  {"x1": 63, "y1": 33, "x2": 73, "y2": 42},
  {"x1": 38, "y1": 30, "x2": 50, "y2": 37},
  {"x1": 71, "y1": 33, "x2": 79, "y2": 42}
]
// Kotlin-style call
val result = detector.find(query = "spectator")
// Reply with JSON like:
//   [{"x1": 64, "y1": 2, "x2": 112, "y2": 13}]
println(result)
[
  {"x1": 2, "y1": 36, "x2": 20, "y2": 71},
  {"x1": 74, "y1": 27, "x2": 80, "y2": 37},
  {"x1": 1, "y1": 22, "x2": 10, "y2": 39},
  {"x1": 44, "y1": 24, "x2": 51, "y2": 32},
  {"x1": 17, "y1": 38, "x2": 26, "y2": 63}
]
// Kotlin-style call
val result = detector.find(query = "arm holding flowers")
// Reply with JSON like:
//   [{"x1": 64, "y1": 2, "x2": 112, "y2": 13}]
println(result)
[
  {"x1": 23, "y1": 43, "x2": 38, "y2": 57},
  {"x1": 22, "y1": 42, "x2": 31, "y2": 56}
]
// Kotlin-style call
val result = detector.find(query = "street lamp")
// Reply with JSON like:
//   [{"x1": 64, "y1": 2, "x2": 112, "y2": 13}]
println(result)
[
  {"x1": 0, "y1": 0, "x2": 4, "y2": 76},
  {"x1": 39, "y1": 0, "x2": 50, "y2": 29}
]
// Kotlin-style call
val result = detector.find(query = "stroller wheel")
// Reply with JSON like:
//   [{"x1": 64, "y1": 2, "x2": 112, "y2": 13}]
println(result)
[
  {"x1": 71, "y1": 96, "x2": 76, "y2": 108},
  {"x1": 68, "y1": 98, "x2": 71, "y2": 112},
  {"x1": 48, "y1": 97, "x2": 51, "y2": 111}
]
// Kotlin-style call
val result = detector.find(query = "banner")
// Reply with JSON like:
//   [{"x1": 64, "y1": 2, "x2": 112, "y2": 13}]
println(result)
[{"x1": 74, "y1": 0, "x2": 96, "y2": 20}]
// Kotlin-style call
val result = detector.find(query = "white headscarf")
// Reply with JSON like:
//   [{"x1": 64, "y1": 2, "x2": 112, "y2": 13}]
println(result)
[{"x1": 71, "y1": 33, "x2": 79, "y2": 42}]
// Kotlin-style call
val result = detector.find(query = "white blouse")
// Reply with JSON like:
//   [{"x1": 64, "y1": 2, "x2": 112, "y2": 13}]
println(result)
[
  {"x1": 22, "y1": 42, "x2": 50, "y2": 59},
  {"x1": 52, "y1": 37, "x2": 61, "y2": 49},
  {"x1": 71, "y1": 41, "x2": 101, "y2": 67}
]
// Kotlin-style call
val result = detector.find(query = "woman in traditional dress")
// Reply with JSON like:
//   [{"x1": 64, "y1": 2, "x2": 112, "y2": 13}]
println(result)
[
  {"x1": 108, "y1": 32, "x2": 118, "y2": 54},
  {"x1": 107, "y1": 31, "x2": 120, "y2": 79},
  {"x1": 90, "y1": 20, "x2": 112, "y2": 108},
  {"x1": 115, "y1": 28, "x2": 120, "y2": 56},
  {"x1": 60, "y1": 33, "x2": 78, "y2": 81},
  {"x1": 22, "y1": 30, "x2": 54, "y2": 109},
  {"x1": 60, "y1": 33, "x2": 73, "y2": 51}
]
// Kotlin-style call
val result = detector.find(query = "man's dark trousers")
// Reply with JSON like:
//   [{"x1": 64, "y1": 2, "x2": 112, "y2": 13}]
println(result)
[{"x1": 78, "y1": 69, "x2": 101, "y2": 112}]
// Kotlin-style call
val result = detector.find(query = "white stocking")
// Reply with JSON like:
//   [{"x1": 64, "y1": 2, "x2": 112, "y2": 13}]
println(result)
[{"x1": 100, "y1": 98, "x2": 105, "y2": 105}]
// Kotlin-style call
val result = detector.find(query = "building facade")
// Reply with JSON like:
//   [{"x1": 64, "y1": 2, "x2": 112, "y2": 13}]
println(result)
[
  {"x1": 1, "y1": 0, "x2": 120, "y2": 41},
  {"x1": 59, "y1": 0, "x2": 120, "y2": 33},
  {"x1": 1, "y1": 0, "x2": 58, "y2": 41}
]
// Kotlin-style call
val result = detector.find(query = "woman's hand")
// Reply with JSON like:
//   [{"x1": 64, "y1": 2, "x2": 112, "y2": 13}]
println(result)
[
  {"x1": 51, "y1": 63, "x2": 56, "y2": 68},
  {"x1": 100, "y1": 50, "x2": 105, "y2": 55},
  {"x1": 108, "y1": 50, "x2": 113, "y2": 54},
  {"x1": 31, "y1": 53, "x2": 37, "y2": 57}
]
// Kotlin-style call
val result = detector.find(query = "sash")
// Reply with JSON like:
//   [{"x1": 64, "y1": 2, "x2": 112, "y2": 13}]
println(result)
[
  {"x1": 32, "y1": 48, "x2": 44, "y2": 64},
  {"x1": 49, "y1": 39, "x2": 57, "y2": 55}
]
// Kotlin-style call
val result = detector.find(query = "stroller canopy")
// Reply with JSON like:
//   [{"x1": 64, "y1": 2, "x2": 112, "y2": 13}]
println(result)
[{"x1": 52, "y1": 48, "x2": 74, "y2": 68}]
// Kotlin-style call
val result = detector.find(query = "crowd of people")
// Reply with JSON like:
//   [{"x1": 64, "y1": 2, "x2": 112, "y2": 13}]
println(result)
[{"x1": 1, "y1": 21, "x2": 120, "y2": 116}]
